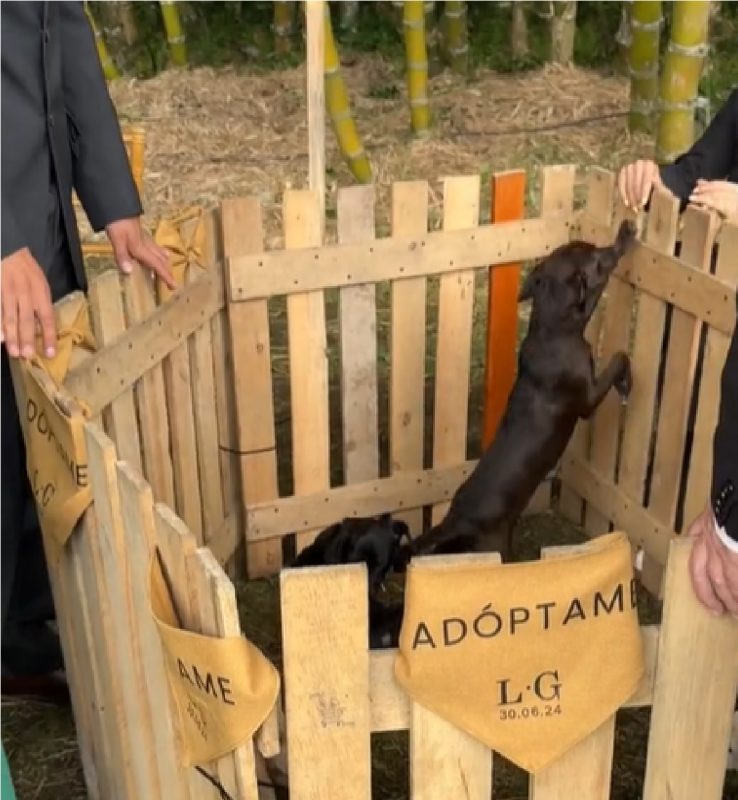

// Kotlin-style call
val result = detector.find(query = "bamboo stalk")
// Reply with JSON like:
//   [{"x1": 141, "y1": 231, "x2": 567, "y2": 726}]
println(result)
[
  {"x1": 550, "y1": 0, "x2": 577, "y2": 64},
  {"x1": 425, "y1": 1, "x2": 443, "y2": 76},
  {"x1": 84, "y1": 2, "x2": 120, "y2": 81},
  {"x1": 442, "y1": 0, "x2": 468, "y2": 74},
  {"x1": 511, "y1": 1, "x2": 529, "y2": 60},
  {"x1": 615, "y1": 0, "x2": 632, "y2": 74},
  {"x1": 340, "y1": 0, "x2": 360, "y2": 34},
  {"x1": 628, "y1": 0, "x2": 662, "y2": 133},
  {"x1": 324, "y1": 4, "x2": 373, "y2": 182},
  {"x1": 656, "y1": 0, "x2": 710, "y2": 161},
  {"x1": 160, "y1": 0, "x2": 187, "y2": 67},
  {"x1": 273, "y1": 1, "x2": 295, "y2": 55},
  {"x1": 403, "y1": 0, "x2": 431, "y2": 135}
]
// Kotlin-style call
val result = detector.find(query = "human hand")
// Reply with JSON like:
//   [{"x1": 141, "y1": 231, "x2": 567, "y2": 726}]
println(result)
[
  {"x1": 0, "y1": 247, "x2": 56, "y2": 359},
  {"x1": 689, "y1": 179, "x2": 738, "y2": 222},
  {"x1": 106, "y1": 217, "x2": 176, "y2": 289},
  {"x1": 687, "y1": 505, "x2": 738, "y2": 617},
  {"x1": 617, "y1": 159, "x2": 665, "y2": 211}
]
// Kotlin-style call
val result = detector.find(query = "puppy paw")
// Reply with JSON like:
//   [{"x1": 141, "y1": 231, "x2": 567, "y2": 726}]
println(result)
[{"x1": 614, "y1": 354, "x2": 632, "y2": 399}]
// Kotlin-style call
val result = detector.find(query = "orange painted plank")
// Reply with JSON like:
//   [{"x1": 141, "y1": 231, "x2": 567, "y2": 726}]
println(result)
[{"x1": 483, "y1": 170, "x2": 526, "y2": 447}]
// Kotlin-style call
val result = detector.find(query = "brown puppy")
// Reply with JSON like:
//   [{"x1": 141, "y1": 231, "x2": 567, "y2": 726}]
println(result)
[{"x1": 406, "y1": 219, "x2": 637, "y2": 561}]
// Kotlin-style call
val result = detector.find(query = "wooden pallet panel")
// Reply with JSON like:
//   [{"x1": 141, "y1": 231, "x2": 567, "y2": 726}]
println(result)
[
  {"x1": 116, "y1": 462, "x2": 191, "y2": 798},
  {"x1": 643, "y1": 538, "x2": 738, "y2": 800},
  {"x1": 559, "y1": 167, "x2": 614, "y2": 524},
  {"x1": 222, "y1": 197, "x2": 282, "y2": 577},
  {"x1": 87, "y1": 270, "x2": 143, "y2": 471},
  {"x1": 431, "y1": 175, "x2": 480, "y2": 524},
  {"x1": 284, "y1": 190, "x2": 331, "y2": 552},
  {"x1": 281, "y1": 564, "x2": 371, "y2": 800},
  {"x1": 683, "y1": 223, "x2": 738, "y2": 524},
  {"x1": 390, "y1": 181, "x2": 429, "y2": 535},
  {"x1": 337, "y1": 185, "x2": 379, "y2": 484},
  {"x1": 122, "y1": 267, "x2": 176, "y2": 507},
  {"x1": 85, "y1": 423, "x2": 161, "y2": 798}
]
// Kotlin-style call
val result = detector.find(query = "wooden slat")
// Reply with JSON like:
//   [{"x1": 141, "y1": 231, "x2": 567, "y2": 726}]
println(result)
[
  {"x1": 683, "y1": 223, "x2": 738, "y2": 524},
  {"x1": 164, "y1": 335, "x2": 203, "y2": 540},
  {"x1": 85, "y1": 423, "x2": 162, "y2": 798},
  {"x1": 409, "y1": 552, "x2": 495, "y2": 800},
  {"x1": 228, "y1": 216, "x2": 572, "y2": 300},
  {"x1": 222, "y1": 197, "x2": 282, "y2": 577},
  {"x1": 66, "y1": 268, "x2": 224, "y2": 417},
  {"x1": 306, "y1": 0, "x2": 326, "y2": 226},
  {"x1": 431, "y1": 175, "x2": 480, "y2": 524},
  {"x1": 617, "y1": 191, "x2": 680, "y2": 594},
  {"x1": 154, "y1": 503, "x2": 212, "y2": 799},
  {"x1": 118, "y1": 267, "x2": 176, "y2": 507},
  {"x1": 526, "y1": 165, "x2": 576, "y2": 515},
  {"x1": 483, "y1": 169, "x2": 526, "y2": 447},
  {"x1": 559, "y1": 167, "x2": 614, "y2": 523},
  {"x1": 643, "y1": 537, "x2": 738, "y2": 800},
  {"x1": 578, "y1": 216, "x2": 735, "y2": 336},
  {"x1": 560, "y1": 453, "x2": 673, "y2": 566},
  {"x1": 280, "y1": 564, "x2": 371, "y2": 800},
  {"x1": 390, "y1": 180, "x2": 429, "y2": 535},
  {"x1": 284, "y1": 190, "x2": 331, "y2": 552},
  {"x1": 367, "y1": 624, "x2": 659, "y2": 735},
  {"x1": 337, "y1": 185, "x2": 379, "y2": 483},
  {"x1": 116, "y1": 463, "x2": 191, "y2": 798},
  {"x1": 87, "y1": 270, "x2": 142, "y2": 470},
  {"x1": 529, "y1": 543, "x2": 615, "y2": 800},
  {"x1": 648, "y1": 208, "x2": 718, "y2": 545},
  {"x1": 246, "y1": 461, "x2": 476, "y2": 540}
]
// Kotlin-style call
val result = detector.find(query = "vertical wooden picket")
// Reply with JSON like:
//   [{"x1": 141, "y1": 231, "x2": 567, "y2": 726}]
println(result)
[
  {"x1": 337, "y1": 185, "x2": 380, "y2": 483},
  {"x1": 643, "y1": 537, "x2": 738, "y2": 800},
  {"x1": 431, "y1": 175, "x2": 480, "y2": 524},
  {"x1": 682, "y1": 223, "x2": 738, "y2": 524},
  {"x1": 284, "y1": 190, "x2": 331, "y2": 552},
  {"x1": 222, "y1": 197, "x2": 282, "y2": 578},
  {"x1": 559, "y1": 167, "x2": 615, "y2": 525},
  {"x1": 617, "y1": 189, "x2": 680, "y2": 592},
  {"x1": 281, "y1": 564, "x2": 371, "y2": 800},
  {"x1": 390, "y1": 181, "x2": 429, "y2": 535}
]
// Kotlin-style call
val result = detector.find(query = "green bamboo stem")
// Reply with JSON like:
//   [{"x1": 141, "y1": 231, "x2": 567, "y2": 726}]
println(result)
[
  {"x1": 273, "y1": 1, "x2": 294, "y2": 54},
  {"x1": 442, "y1": 0, "x2": 468, "y2": 74},
  {"x1": 84, "y1": 2, "x2": 120, "y2": 80},
  {"x1": 403, "y1": 0, "x2": 431, "y2": 135},
  {"x1": 339, "y1": 0, "x2": 359, "y2": 34},
  {"x1": 511, "y1": 1, "x2": 529, "y2": 60},
  {"x1": 425, "y1": 1, "x2": 443, "y2": 76},
  {"x1": 160, "y1": 0, "x2": 187, "y2": 67},
  {"x1": 656, "y1": 0, "x2": 710, "y2": 161},
  {"x1": 628, "y1": 1, "x2": 662, "y2": 133},
  {"x1": 550, "y1": 1, "x2": 577, "y2": 65},
  {"x1": 324, "y1": 5, "x2": 373, "y2": 183}
]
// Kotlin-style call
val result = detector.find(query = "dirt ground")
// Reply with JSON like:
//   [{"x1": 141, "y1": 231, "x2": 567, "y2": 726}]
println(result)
[{"x1": 3, "y1": 57, "x2": 737, "y2": 799}]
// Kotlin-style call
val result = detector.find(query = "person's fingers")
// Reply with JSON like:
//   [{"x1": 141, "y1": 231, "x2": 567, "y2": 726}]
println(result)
[
  {"x1": 109, "y1": 232, "x2": 136, "y2": 275},
  {"x1": 705, "y1": 539, "x2": 738, "y2": 615},
  {"x1": 689, "y1": 535, "x2": 726, "y2": 615},
  {"x1": 33, "y1": 278, "x2": 57, "y2": 358},
  {"x1": 2, "y1": 285, "x2": 20, "y2": 357},
  {"x1": 629, "y1": 162, "x2": 644, "y2": 209},
  {"x1": 640, "y1": 161, "x2": 656, "y2": 208},
  {"x1": 131, "y1": 238, "x2": 176, "y2": 289},
  {"x1": 16, "y1": 286, "x2": 36, "y2": 359},
  {"x1": 618, "y1": 167, "x2": 629, "y2": 209}
]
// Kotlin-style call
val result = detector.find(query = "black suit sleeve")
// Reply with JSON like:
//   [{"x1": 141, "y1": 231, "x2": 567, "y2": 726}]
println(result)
[
  {"x1": 1, "y1": 198, "x2": 26, "y2": 259},
  {"x1": 59, "y1": 1, "x2": 142, "y2": 231},
  {"x1": 658, "y1": 89, "x2": 738, "y2": 203},
  {"x1": 711, "y1": 308, "x2": 738, "y2": 543}
]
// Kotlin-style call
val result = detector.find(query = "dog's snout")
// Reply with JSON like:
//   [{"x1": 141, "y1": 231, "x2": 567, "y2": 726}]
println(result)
[{"x1": 614, "y1": 219, "x2": 637, "y2": 255}]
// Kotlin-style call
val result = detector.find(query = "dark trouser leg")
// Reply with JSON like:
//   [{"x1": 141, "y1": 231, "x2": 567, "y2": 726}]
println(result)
[{"x1": 1, "y1": 247, "x2": 79, "y2": 676}]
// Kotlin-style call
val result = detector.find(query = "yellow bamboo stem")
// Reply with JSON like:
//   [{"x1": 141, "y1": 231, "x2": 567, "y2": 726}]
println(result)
[
  {"x1": 404, "y1": 0, "x2": 431, "y2": 134},
  {"x1": 273, "y1": 1, "x2": 294, "y2": 55},
  {"x1": 160, "y1": 0, "x2": 187, "y2": 67},
  {"x1": 628, "y1": 1, "x2": 662, "y2": 133},
  {"x1": 324, "y1": 5, "x2": 373, "y2": 183},
  {"x1": 84, "y1": 2, "x2": 120, "y2": 81},
  {"x1": 442, "y1": 0, "x2": 468, "y2": 74},
  {"x1": 656, "y1": 0, "x2": 710, "y2": 161}
]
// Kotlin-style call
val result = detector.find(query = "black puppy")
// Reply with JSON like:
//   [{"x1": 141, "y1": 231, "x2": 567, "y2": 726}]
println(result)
[
  {"x1": 406, "y1": 219, "x2": 637, "y2": 560},
  {"x1": 290, "y1": 513, "x2": 411, "y2": 592}
]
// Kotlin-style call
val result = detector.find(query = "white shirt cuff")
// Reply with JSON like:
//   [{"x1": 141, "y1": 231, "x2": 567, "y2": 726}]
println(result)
[{"x1": 713, "y1": 510, "x2": 738, "y2": 554}]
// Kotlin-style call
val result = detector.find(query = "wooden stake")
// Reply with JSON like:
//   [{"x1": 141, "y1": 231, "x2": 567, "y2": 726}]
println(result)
[{"x1": 306, "y1": 0, "x2": 326, "y2": 230}]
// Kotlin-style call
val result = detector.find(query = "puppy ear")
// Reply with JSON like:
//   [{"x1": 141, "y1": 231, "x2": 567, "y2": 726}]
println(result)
[
  {"x1": 518, "y1": 268, "x2": 542, "y2": 302},
  {"x1": 613, "y1": 218, "x2": 637, "y2": 257}
]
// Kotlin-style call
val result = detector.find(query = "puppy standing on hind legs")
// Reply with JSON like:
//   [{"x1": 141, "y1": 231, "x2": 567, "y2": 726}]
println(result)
[{"x1": 406, "y1": 219, "x2": 638, "y2": 561}]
